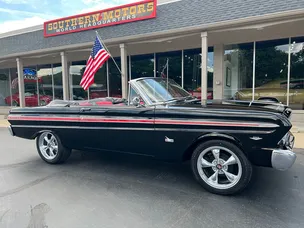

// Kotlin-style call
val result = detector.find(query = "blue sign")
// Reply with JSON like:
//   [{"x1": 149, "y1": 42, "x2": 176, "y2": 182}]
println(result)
[{"x1": 23, "y1": 68, "x2": 37, "y2": 79}]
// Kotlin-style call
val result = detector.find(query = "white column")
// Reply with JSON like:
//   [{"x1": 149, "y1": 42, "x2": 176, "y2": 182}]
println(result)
[
  {"x1": 213, "y1": 44, "x2": 224, "y2": 100},
  {"x1": 201, "y1": 32, "x2": 208, "y2": 105},
  {"x1": 252, "y1": 42, "x2": 256, "y2": 101},
  {"x1": 16, "y1": 58, "x2": 25, "y2": 107},
  {"x1": 120, "y1": 44, "x2": 128, "y2": 99},
  {"x1": 287, "y1": 37, "x2": 291, "y2": 106},
  {"x1": 68, "y1": 62, "x2": 74, "y2": 100},
  {"x1": 60, "y1": 52, "x2": 69, "y2": 100}
]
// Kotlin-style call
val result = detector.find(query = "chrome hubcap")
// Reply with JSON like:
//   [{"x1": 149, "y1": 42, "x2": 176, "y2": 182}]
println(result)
[
  {"x1": 38, "y1": 132, "x2": 58, "y2": 160},
  {"x1": 197, "y1": 146, "x2": 242, "y2": 190},
  {"x1": 211, "y1": 158, "x2": 228, "y2": 174}
]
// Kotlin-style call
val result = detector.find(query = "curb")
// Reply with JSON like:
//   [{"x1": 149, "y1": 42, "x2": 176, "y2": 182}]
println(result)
[{"x1": 291, "y1": 128, "x2": 304, "y2": 134}]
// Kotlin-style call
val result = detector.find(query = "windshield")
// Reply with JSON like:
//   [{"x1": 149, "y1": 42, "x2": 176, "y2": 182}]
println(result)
[{"x1": 135, "y1": 78, "x2": 191, "y2": 104}]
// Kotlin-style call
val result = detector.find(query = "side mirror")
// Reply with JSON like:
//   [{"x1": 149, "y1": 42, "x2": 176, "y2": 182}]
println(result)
[{"x1": 132, "y1": 97, "x2": 141, "y2": 107}]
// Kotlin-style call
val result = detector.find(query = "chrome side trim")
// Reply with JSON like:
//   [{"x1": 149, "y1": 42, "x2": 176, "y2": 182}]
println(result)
[
  {"x1": 8, "y1": 114, "x2": 279, "y2": 128},
  {"x1": 12, "y1": 125, "x2": 275, "y2": 134},
  {"x1": 271, "y1": 149, "x2": 296, "y2": 171},
  {"x1": 12, "y1": 125, "x2": 154, "y2": 131}
]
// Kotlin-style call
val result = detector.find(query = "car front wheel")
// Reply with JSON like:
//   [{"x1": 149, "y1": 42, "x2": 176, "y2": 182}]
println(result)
[
  {"x1": 191, "y1": 140, "x2": 252, "y2": 195},
  {"x1": 36, "y1": 131, "x2": 71, "y2": 164}
]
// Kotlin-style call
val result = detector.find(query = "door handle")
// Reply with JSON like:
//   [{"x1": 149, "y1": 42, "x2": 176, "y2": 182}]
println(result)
[{"x1": 81, "y1": 108, "x2": 91, "y2": 112}]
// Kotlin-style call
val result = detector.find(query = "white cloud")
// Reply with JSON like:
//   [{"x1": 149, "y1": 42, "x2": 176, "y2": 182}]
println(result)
[
  {"x1": 82, "y1": 0, "x2": 103, "y2": 5},
  {"x1": 0, "y1": 7, "x2": 52, "y2": 17},
  {"x1": 0, "y1": 0, "x2": 137, "y2": 33},
  {"x1": 79, "y1": 0, "x2": 135, "y2": 13},
  {"x1": 1, "y1": 0, "x2": 27, "y2": 3},
  {"x1": 82, "y1": 0, "x2": 134, "y2": 5},
  {"x1": 0, "y1": 16, "x2": 46, "y2": 33},
  {"x1": 79, "y1": 2, "x2": 117, "y2": 13}
]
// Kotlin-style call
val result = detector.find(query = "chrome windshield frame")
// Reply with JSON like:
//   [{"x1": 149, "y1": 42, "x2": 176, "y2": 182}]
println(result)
[
  {"x1": 128, "y1": 77, "x2": 192, "y2": 107},
  {"x1": 129, "y1": 78, "x2": 155, "y2": 106}
]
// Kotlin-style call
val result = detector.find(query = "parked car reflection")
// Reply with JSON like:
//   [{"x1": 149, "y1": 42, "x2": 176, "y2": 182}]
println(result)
[{"x1": 233, "y1": 79, "x2": 304, "y2": 109}]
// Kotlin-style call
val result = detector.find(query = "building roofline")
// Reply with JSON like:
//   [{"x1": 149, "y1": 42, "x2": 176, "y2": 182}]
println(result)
[
  {"x1": 0, "y1": 25, "x2": 43, "y2": 39},
  {"x1": 1, "y1": 7, "x2": 304, "y2": 61}
]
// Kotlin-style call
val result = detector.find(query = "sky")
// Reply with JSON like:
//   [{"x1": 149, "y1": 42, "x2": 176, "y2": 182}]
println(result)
[{"x1": 0, "y1": 0, "x2": 137, "y2": 33}]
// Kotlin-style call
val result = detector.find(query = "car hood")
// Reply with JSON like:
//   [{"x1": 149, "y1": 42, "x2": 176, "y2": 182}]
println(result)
[{"x1": 165, "y1": 99, "x2": 292, "y2": 120}]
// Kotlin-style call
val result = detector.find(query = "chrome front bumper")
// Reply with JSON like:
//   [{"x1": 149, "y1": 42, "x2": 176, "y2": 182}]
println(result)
[{"x1": 271, "y1": 149, "x2": 296, "y2": 171}]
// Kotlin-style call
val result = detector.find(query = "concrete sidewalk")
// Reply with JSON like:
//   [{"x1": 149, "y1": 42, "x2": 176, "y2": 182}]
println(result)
[{"x1": 1, "y1": 119, "x2": 303, "y2": 149}]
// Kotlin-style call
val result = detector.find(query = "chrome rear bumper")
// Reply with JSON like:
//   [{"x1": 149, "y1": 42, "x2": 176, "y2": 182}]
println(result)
[
  {"x1": 7, "y1": 125, "x2": 14, "y2": 136},
  {"x1": 271, "y1": 149, "x2": 296, "y2": 171}
]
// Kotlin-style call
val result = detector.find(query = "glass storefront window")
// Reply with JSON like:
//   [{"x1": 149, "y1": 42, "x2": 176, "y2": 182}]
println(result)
[
  {"x1": 290, "y1": 37, "x2": 304, "y2": 110},
  {"x1": 255, "y1": 39, "x2": 289, "y2": 104},
  {"x1": 108, "y1": 57, "x2": 122, "y2": 97},
  {"x1": 131, "y1": 54, "x2": 154, "y2": 79},
  {"x1": 156, "y1": 51, "x2": 182, "y2": 86},
  {"x1": 70, "y1": 61, "x2": 88, "y2": 100},
  {"x1": 23, "y1": 66, "x2": 39, "y2": 107},
  {"x1": 224, "y1": 43, "x2": 253, "y2": 100},
  {"x1": 52, "y1": 63, "x2": 64, "y2": 100},
  {"x1": 0, "y1": 69, "x2": 11, "y2": 106},
  {"x1": 89, "y1": 63, "x2": 108, "y2": 99},
  {"x1": 9, "y1": 68, "x2": 17, "y2": 106},
  {"x1": 183, "y1": 48, "x2": 214, "y2": 99},
  {"x1": 37, "y1": 64, "x2": 53, "y2": 106}
]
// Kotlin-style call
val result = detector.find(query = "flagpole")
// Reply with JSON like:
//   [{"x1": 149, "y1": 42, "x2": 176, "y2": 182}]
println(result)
[
  {"x1": 95, "y1": 31, "x2": 122, "y2": 75},
  {"x1": 166, "y1": 58, "x2": 169, "y2": 100},
  {"x1": 166, "y1": 58, "x2": 169, "y2": 90}
]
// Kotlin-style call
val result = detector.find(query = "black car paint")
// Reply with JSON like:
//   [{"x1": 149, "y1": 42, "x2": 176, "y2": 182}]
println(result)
[{"x1": 7, "y1": 99, "x2": 292, "y2": 168}]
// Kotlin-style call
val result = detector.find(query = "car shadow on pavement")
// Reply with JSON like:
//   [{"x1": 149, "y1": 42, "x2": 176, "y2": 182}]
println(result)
[{"x1": 63, "y1": 149, "x2": 302, "y2": 200}]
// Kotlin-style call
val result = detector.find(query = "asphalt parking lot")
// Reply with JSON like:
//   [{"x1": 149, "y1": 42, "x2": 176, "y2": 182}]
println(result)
[{"x1": 1, "y1": 128, "x2": 304, "y2": 228}]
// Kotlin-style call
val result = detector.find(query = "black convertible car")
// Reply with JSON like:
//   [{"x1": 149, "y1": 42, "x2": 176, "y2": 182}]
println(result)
[{"x1": 7, "y1": 77, "x2": 296, "y2": 195}]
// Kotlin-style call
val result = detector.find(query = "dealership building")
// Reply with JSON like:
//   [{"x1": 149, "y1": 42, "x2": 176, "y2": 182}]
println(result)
[{"x1": 0, "y1": 0, "x2": 304, "y2": 122}]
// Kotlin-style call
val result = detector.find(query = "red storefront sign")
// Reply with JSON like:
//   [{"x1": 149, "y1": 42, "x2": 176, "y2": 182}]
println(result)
[{"x1": 44, "y1": 0, "x2": 157, "y2": 37}]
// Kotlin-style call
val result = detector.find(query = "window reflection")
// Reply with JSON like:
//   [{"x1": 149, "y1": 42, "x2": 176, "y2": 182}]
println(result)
[
  {"x1": 23, "y1": 66, "x2": 39, "y2": 107},
  {"x1": 290, "y1": 37, "x2": 304, "y2": 110},
  {"x1": 9, "y1": 68, "x2": 17, "y2": 106},
  {"x1": 255, "y1": 39, "x2": 289, "y2": 104},
  {"x1": 0, "y1": 69, "x2": 10, "y2": 106},
  {"x1": 70, "y1": 61, "x2": 88, "y2": 100},
  {"x1": 89, "y1": 64, "x2": 108, "y2": 99},
  {"x1": 156, "y1": 51, "x2": 182, "y2": 86},
  {"x1": 37, "y1": 64, "x2": 53, "y2": 106},
  {"x1": 52, "y1": 63, "x2": 63, "y2": 100},
  {"x1": 108, "y1": 58, "x2": 122, "y2": 97},
  {"x1": 183, "y1": 48, "x2": 214, "y2": 99},
  {"x1": 131, "y1": 54, "x2": 154, "y2": 79},
  {"x1": 224, "y1": 43, "x2": 253, "y2": 100}
]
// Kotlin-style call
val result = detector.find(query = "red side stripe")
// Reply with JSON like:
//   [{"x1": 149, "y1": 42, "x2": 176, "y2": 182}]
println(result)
[{"x1": 7, "y1": 115, "x2": 260, "y2": 127}]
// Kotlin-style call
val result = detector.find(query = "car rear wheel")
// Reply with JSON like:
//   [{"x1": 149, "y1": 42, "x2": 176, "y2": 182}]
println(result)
[
  {"x1": 36, "y1": 131, "x2": 71, "y2": 164},
  {"x1": 191, "y1": 140, "x2": 252, "y2": 195}
]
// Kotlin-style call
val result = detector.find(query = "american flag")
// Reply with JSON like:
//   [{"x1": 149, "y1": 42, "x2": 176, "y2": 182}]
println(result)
[{"x1": 80, "y1": 35, "x2": 110, "y2": 90}]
